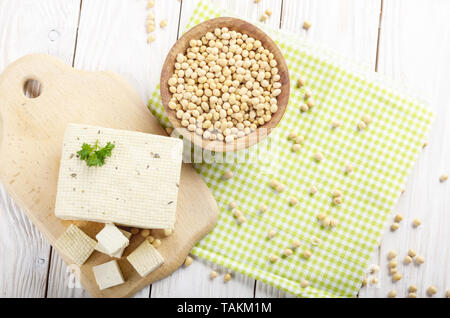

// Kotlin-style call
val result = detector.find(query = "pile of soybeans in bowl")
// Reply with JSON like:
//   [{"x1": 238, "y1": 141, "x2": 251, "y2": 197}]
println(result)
[{"x1": 166, "y1": 27, "x2": 282, "y2": 144}]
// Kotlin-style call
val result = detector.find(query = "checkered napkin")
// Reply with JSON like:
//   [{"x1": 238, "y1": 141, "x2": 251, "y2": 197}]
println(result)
[{"x1": 148, "y1": 0, "x2": 433, "y2": 297}]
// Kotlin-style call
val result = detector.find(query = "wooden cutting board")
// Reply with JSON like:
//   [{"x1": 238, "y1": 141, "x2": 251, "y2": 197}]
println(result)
[{"x1": 0, "y1": 54, "x2": 219, "y2": 298}]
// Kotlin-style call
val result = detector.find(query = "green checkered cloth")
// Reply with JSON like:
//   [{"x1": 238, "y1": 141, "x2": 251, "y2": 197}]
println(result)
[{"x1": 148, "y1": 0, "x2": 433, "y2": 297}]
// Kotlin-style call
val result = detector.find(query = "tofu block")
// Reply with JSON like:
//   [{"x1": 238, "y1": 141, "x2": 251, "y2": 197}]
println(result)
[
  {"x1": 55, "y1": 224, "x2": 96, "y2": 266},
  {"x1": 95, "y1": 228, "x2": 131, "y2": 258},
  {"x1": 93, "y1": 260, "x2": 125, "y2": 290},
  {"x1": 54, "y1": 124, "x2": 183, "y2": 229},
  {"x1": 127, "y1": 240, "x2": 164, "y2": 277},
  {"x1": 95, "y1": 223, "x2": 130, "y2": 254},
  {"x1": 95, "y1": 223, "x2": 129, "y2": 255}
]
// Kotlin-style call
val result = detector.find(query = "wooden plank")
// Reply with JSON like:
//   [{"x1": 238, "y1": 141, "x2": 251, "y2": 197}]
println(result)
[
  {"x1": 151, "y1": 257, "x2": 256, "y2": 298},
  {"x1": 46, "y1": 253, "x2": 91, "y2": 298},
  {"x1": 361, "y1": 0, "x2": 450, "y2": 298},
  {"x1": 279, "y1": 0, "x2": 381, "y2": 66},
  {"x1": 255, "y1": 0, "x2": 382, "y2": 298},
  {"x1": 0, "y1": 188, "x2": 50, "y2": 297},
  {"x1": 178, "y1": 0, "x2": 282, "y2": 34},
  {"x1": 73, "y1": 0, "x2": 181, "y2": 101},
  {"x1": 0, "y1": 0, "x2": 81, "y2": 297},
  {"x1": 150, "y1": 0, "x2": 283, "y2": 298},
  {"x1": 45, "y1": 0, "x2": 182, "y2": 298},
  {"x1": 0, "y1": 0, "x2": 81, "y2": 70}
]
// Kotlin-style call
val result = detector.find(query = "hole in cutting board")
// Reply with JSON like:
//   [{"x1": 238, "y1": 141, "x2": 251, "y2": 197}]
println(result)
[{"x1": 23, "y1": 79, "x2": 42, "y2": 99}]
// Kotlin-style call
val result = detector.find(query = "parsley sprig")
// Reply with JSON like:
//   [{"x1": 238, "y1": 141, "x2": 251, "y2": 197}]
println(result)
[{"x1": 77, "y1": 140, "x2": 115, "y2": 167}]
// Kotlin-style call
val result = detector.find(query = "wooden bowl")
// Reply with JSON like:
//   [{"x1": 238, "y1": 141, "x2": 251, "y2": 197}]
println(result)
[{"x1": 160, "y1": 17, "x2": 290, "y2": 152}]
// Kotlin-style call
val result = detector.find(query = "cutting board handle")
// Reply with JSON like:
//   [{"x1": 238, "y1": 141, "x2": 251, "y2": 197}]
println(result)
[
  {"x1": 0, "y1": 54, "x2": 73, "y2": 102},
  {"x1": 0, "y1": 54, "x2": 72, "y2": 152}
]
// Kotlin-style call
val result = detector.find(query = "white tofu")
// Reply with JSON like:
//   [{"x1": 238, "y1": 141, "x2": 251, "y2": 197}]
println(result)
[
  {"x1": 95, "y1": 223, "x2": 129, "y2": 255},
  {"x1": 95, "y1": 228, "x2": 131, "y2": 258},
  {"x1": 93, "y1": 260, "x2": 125, "y2": 290},
  {"x1": 127, "y1": 240, "x2": 164, "y2": 277},
  {"x1": 54, "y1": 124, "x2": 183, "y2": 229},
  {"x1": 55, "y1": 224, "x2": 96, "y2": 266}
]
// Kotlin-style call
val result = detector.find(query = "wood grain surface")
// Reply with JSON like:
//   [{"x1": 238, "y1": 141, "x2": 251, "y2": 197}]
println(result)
[
  {"x1": 0, "y1": 0, "x2": 81, "y2": 298},
  {"x1": 0, "y1": 0, "x2": 449, "y2": 298}
]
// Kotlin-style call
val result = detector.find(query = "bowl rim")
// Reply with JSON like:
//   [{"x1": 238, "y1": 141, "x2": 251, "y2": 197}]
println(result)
[{"x1": 160, "y1": 17, "x2": 290, "y2": 153}]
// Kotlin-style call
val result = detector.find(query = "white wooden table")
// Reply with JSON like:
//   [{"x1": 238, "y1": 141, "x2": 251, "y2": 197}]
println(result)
[{"x1": 0, "y1": 0, "x2": 449, "y2": 298}]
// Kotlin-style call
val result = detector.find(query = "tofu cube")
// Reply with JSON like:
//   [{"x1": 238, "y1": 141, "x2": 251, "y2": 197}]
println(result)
[
  {"x1": 55, "y1": 224, "x2": 96, "y2": 266},
  {"x1": 95, "y1": 228, "x2": 131, "y2": 258},
  {"x1": 127, "y1": 240, "x2": 164, "y2": 277},
  {"x1": 95, "y1": 223, "x2": 129, "y2": 255},
  {"x1": 93, "y1": 260, "x2": 125, "y2": 290},
  {"x1": 54, "y1": 124, "x2": 183, "y2": 229}
]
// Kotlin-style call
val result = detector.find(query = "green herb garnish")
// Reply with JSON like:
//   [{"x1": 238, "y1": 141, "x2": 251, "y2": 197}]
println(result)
[{"x1": 77, "y1": 140, "x2": 115, "y2": 167}]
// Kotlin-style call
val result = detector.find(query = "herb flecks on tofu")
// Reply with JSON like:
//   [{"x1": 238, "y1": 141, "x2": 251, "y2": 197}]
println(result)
[{"x1": 77, "y1": 140, "x2": 115, "y2": 167}]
